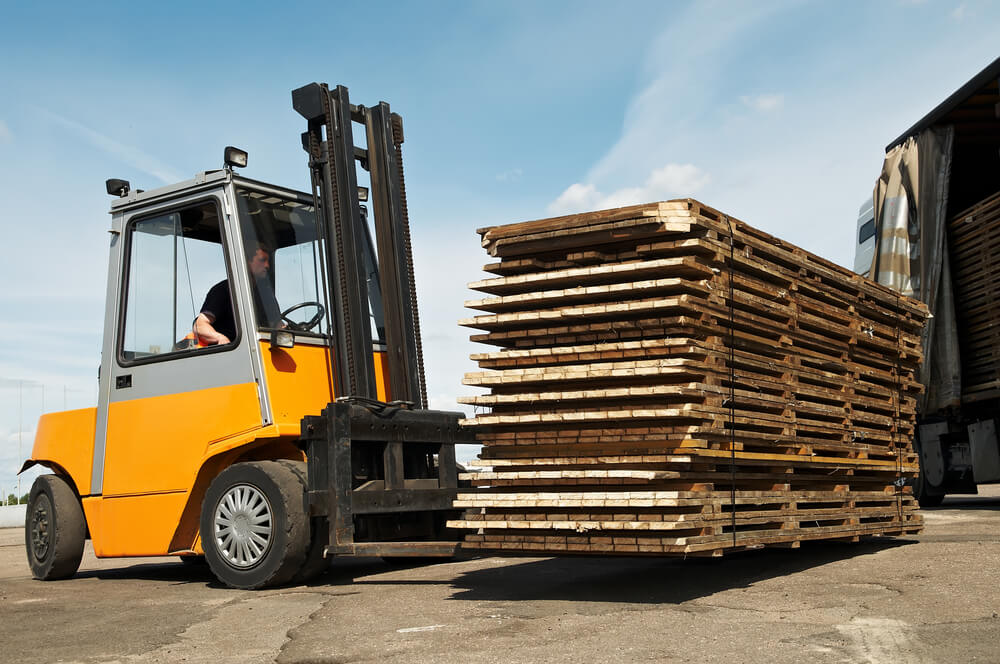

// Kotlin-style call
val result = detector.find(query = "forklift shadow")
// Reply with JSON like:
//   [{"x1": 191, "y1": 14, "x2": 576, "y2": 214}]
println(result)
[
  {"x1": 75, "y1": 555, "x2": 389, "y2": 588},
  {"x1": 355, "y1": 539, "x2": 913, "y2": 605},
  {"x1": 75, "y1": 561, "x2": 220, "y2": 585}
]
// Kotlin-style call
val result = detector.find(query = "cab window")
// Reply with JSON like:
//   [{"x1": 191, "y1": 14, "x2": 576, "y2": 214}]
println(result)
[
  {"x1": 120, "y1": 200, "x2": 234, "y2": 362},
  {"x1": 234, "y1": 186, "x2": 386, "y2": 342}
]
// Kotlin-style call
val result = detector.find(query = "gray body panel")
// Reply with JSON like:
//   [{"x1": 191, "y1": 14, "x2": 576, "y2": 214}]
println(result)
[
  {"x1": 969, "y1": 420, "x2": 1000, "y2": 483},
  {"x1": 91, "y1": 180, "x2": 271, "y2": 495},
  {"x1": 917, "y1": 422, "x2": 948, "y2": 488}
]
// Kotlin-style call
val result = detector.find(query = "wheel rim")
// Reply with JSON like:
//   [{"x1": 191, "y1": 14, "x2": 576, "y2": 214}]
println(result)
[
  {"x1": 213, "y1": 484, "x2": 273, "y2": 569},
  {"x1": 30, "y1": 495, "x2": 51, "y2": 562}
]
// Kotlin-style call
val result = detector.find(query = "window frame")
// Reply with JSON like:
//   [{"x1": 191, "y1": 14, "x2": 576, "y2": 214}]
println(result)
[{"x1": 116, "y1": 196, "x2": 242, "y2": 368}]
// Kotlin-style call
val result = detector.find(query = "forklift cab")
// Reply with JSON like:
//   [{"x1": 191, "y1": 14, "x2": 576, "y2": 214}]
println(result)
[{"x1": 79, "y1": 171, "x2": 394, "y2": 557}]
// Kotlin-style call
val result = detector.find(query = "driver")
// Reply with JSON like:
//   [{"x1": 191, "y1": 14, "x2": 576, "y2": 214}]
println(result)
[{"x1": 194, "y1": 243, "x2": 282, "y2": 345}]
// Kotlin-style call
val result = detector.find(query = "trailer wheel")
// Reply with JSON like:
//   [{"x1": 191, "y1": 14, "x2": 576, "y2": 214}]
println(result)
[
  {"x1": 25, "y1": 474, "x2": 86, "y2": 581},
  {"x1": 912, "y1": 439, "x2": 946, "y2": 508},
  {"x1": 200, "y1": 461, "x2": 309, "y2": 589},
  {"x1": 914, "y1": 472, "x2": 945, "y2": 508}
]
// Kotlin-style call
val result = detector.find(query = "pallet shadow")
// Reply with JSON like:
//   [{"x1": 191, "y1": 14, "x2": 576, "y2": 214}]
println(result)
[
  {"x1": 440, "y1": 539, "x2": 912, "y2": 605},
  {"x1": 928, "y1": 496, "x2": 1000, "y2": 511}
]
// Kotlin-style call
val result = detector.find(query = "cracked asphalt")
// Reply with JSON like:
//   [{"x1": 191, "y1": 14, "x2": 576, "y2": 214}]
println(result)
[{"x1": 2, "y1": 487, "x2": 999, "y2": 664}]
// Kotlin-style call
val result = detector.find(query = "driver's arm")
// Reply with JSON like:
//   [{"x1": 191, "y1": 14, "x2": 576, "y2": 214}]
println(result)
[{"x1": 193, "y1": 313, "x2": 230, "y2": 346}]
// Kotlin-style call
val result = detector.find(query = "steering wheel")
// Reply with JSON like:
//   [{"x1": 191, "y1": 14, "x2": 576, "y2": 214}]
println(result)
[{"x1": 280, "y1": 301, "x2": 326, "y2": 332}]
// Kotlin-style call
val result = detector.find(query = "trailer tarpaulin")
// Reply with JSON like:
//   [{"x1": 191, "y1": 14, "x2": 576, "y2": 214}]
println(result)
[{"x1": 871, "y1": 126, "x2": 957, "y2": 414}]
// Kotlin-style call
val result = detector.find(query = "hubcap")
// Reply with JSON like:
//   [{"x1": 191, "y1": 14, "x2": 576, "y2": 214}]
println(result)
[
  {"x1": 214, "y1": 484, "x2": 273, "y2": 569},
  {"x1": 30, "y1": 496, "x2": 51, "y2": 562}
]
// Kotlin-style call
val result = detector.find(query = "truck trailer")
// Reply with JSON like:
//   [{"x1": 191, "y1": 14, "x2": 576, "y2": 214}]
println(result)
[{"x1": 860, "y1": 56, "x2": 1000, "y2": 505}]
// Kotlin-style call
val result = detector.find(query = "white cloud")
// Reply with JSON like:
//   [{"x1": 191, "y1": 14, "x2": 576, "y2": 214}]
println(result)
[
  {"x1": 0, "y1": 120, "x2": 10, "y2": 143},
  {"x1": 495, "y1": 168, "x2": 523, "y2": 182},
  {"x1": 740, "y1": 93, "x2": 785, "y2": 112},
  {"x1": 36, "y1": 108, "x2": 184, "y2": 183},
  {"x1": 549, "y1": 182, "x2": 600, "y2": 213},
  {"x1": 951, "y1": 4, "x2": 968, "y2": 20},
  {"x1": 547, "y1": 163, "x2": 709, "y2": 215}
]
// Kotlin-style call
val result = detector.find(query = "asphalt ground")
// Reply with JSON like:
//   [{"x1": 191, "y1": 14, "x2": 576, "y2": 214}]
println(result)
[{"x1": 2, "y1": 487, "x2": 999, "y2": 664}]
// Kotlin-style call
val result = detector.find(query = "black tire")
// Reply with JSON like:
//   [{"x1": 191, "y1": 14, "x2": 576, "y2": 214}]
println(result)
[
  {"x1": 25, "y1": 474, "x2": 86, "y2": 581},
  {"x1": 293, "y1": 518, "x2": 331, "y2": 583},
  {"x1": 913, "y1": 440, "x2": 946, "y2": 508},
  {"x1": 274, "y1": 460, "x2": 330, "y2": 584},
  {"x1": 915, "y1": 474, "x2": 946, "y2": 508},
  {"x1": 200, "y1": 461, "x2": 309, "y2": 589}
]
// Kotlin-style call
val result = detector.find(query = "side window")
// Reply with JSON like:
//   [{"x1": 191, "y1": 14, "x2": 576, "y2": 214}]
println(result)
[
  {"x1": 858, "y1": 218, "x2": 876, "y2": 244},
  {"x1": 121, "y1": 201, "x2": 233, "y2": 362}
]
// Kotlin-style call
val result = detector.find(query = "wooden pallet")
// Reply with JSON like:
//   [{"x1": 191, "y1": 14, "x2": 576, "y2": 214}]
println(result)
[
  {"x1": 453, "y1": 199, "x2": 928, "y2": 556},
  {"x1": 948, "y1": 189, "x2": 1000, "y2": 403}
]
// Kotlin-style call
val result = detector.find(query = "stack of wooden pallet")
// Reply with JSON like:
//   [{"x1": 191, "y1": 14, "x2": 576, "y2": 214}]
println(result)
[
  {"x1": 949, "y1": 190, "x2": 1000, "y2": 404},
  {"x1": 448, "y1": 199, "x2": 927, "y2": 556}
]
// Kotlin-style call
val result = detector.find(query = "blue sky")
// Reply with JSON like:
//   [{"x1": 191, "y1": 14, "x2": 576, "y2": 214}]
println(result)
[{"x1": 0, "y1": 0, "x2": 997, "y2": 496}]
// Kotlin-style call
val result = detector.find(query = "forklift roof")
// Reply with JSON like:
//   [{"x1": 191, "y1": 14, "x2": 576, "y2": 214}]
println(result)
[{"x1": 109, "y1": 170, "x2": 312, "y2": 214}]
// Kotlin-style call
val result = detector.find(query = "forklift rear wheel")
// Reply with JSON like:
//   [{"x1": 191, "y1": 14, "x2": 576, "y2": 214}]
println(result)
[
  {"x1": 25, "y1": 474, "x2": 86, "y2": 581},
  {"x1": 200, "y1": 461, "x2": 309, "y2": 589}
]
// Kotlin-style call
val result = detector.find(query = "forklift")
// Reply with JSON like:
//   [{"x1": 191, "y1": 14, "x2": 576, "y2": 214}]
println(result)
[{"x1": 20, "y1": 83, "x2": 473, "y2": 589}]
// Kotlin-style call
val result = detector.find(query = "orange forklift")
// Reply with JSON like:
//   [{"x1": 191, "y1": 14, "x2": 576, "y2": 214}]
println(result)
[{"x1": 20, "y1": 83, "x2": 472, "y2": 589}]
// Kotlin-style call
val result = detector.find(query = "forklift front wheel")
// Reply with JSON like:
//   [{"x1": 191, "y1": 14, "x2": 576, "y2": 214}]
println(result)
[
  {"x1": 25, "y1": 474, "x2": 86, "y2": 581},
  {"x1": 200, "y1": 461, "x2": 309, "y2": 589}
]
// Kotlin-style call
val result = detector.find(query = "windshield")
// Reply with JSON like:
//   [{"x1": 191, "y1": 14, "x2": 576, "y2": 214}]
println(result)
[{"x1": 234, "y1": 186, "x2": 385, "y2": 341}]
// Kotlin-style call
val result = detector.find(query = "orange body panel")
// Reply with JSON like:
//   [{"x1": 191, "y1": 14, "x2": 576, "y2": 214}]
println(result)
[
  {"x1": 83, "y1": 493, "x2": 189, "y2": 557},
  {"x1": 55, "y1": 346, "x2": 391, "y2": 558},
  {"x1": 31, "y1": 408, "x2": 97, "y2": 495},
  {"x1": 261, "y1": 342, "x2": 390, "y2": 434},
  {"x1": 261, "y1": 342, "x2": 335, "y2": 430},
  {"x1": 102, "y1": 382, "x2": 261, "y2": 496},
  {"x1": 373, "y1": 350, "x2": 391, "y2": 401}
]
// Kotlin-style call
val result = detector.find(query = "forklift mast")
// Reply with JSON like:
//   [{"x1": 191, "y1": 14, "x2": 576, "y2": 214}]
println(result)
[
  {"x1": 291, "y1": 83, "x2": 470, "y2": 556},
  {"x1": 292, "y1": 82, "x2": 427, "y2": 407}
]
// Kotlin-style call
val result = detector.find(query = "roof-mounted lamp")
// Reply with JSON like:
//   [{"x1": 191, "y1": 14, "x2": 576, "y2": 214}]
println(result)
[
  {"x1": 224, "y1": 146, "x2": 249, "y2": 171},
  {"x1": 105, "y1": 178, "x2": 130, "y2": 198}
]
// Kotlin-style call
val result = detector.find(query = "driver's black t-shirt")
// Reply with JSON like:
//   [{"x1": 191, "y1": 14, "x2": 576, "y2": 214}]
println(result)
[
  {"x1": 199, "y1": 277, "x2": 283, "y2": 343},
  {"x1": 200, "y1": 280, "x2": 236, "y2": 341}
]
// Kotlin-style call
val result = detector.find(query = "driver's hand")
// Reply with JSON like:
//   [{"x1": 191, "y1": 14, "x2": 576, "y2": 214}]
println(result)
[{"x1": 215, "y1": 334, "x2": 231, "y2": 345}]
